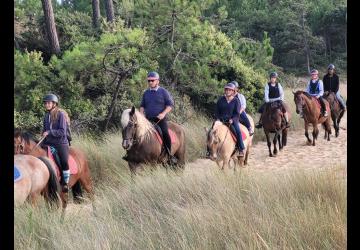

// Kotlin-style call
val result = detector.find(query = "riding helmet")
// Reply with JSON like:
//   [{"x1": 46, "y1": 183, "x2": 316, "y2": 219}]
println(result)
[
  {"x1": 43, "y1": 94, "x2": 59, "y2": 104},
  {"x1": 231, "y1": 81, "x2": 239, "y2": 88},
  {"x1": 147, "y1": 71, "x2": 160, "y2": 80},
  {"x1": 269, "y1": 72, "x2": 278, "y2": 78},
  {"x1": 328, "y1": 64, "x2": 335, "y2": 70},
  {"x1": 224, "y1": 82, "x2": 236, "y2": 90},
  {"x1": 310, "y1": 69, "x2": 319, "y2": 75}
]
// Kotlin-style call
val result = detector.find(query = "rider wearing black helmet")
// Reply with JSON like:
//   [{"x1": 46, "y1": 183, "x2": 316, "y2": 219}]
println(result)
[
  {"x1": 323, "y1": 64, "x2": 346, "y2": 110},
  {"x1": 255, "y1": 72, "x2": 290, "y2": 128},
  {"x1": 232, "y1": 81, "x2": 254, "y2": 136},
  {"x1": 42, "y1": 93, "x2": 70, "y2": 192}
]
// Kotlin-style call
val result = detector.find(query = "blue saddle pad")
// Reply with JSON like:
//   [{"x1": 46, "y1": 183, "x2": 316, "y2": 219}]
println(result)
[{"x1": 14, "y1": 166, "x2": 22, "y2": 182}]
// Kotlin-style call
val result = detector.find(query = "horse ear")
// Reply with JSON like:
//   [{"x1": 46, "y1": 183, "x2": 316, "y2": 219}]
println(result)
[
  {"x1": 292, "y1": 90, "x2": 296, "y2": 95},
  {"x1": 130, "y1": 106, "x2": 135, "y2": 116},
  {"x1": 204, "y1": 127, "x2": 209, "y2": 133}
]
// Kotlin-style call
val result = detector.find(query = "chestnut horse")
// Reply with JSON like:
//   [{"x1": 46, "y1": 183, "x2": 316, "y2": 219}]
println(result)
[
  {"x1": 323, "y1": 91, "x2": 346, "y2": 137},
  {"x1": 121, "y1": 106, "x2": 186, "y2": 174},
  {"x1": 261, "y1": 101, "x2": 291, "y2": 157},
  {"x1": 293, "y1": 91, "x2": 332, "y2": 146},
  {"x1": 14, "y1": 154, "x2": 60, "y2": 207},
  {"x1": 14, "y1": 129, "x2": 94, "y2": 209},
  {"x1": 205, "y1": 114, "x2": 254, "y2": 171}
]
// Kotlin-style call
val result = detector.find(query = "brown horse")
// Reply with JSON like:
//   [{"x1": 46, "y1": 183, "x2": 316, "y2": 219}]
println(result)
[
  {"x1": 293, "y1": 91, "x2": 332, "y2": 146},
  {"x1": 261, "y1": 101, "x2": 291, "y2": 157},
  {"x1": 14, "y1": 129, "x2": 94, "y2": 209},
  {"x1": 14, "y1": 154, "x2": 60, "y2": 207},
  {"x1": 205, "y1": 114, "x2": 254, "y2": 170},
  {"x1": 121, "y1": 106, "x2": 186, "y2": 174},
  {"x1": 323, "y1": 91, "x2": 346, "y2": 137}
]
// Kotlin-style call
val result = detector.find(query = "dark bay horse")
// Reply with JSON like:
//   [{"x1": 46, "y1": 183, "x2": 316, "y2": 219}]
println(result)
[
  {"x1": 261, "y1": 102, "x2": 291, "y2": 157},
  {"x1": 293, "y1": 91, "x2": 332, "y2": 146},
  {"x1": 323, "y1": 91, "x2": 346, "y2": 137},
  {"x1": 14, "y1": 154, "x2": 60, "y2": 207},
  {"x1": 14, "y1": 129, "x2": 94, "y2": 209},
  {"x1": 121, "y1": 106, "x2": 186, "y2": 173}
]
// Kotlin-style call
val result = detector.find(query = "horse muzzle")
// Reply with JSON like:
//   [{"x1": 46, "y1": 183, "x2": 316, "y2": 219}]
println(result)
[{"x1": 122, "y1": 139, "x2": 132, "y2": 150}]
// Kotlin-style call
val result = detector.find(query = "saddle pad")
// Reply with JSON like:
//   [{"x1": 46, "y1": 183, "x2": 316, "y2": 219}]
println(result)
[
  {"x1": 47, "y1": 147, "x2": 78, "y2": 177},
  {"x1": 312, "y1": 97, "x2": 321, "y2": 109},
  {"x1": 230, "y1": 129, "x2": 247, "y2": 142},
  {"x1": 155, "y1": 129, "x2": 177, "y2": 145},
  {"x1": 14, "y1": 166, "x2": 22, "y2": 182}
]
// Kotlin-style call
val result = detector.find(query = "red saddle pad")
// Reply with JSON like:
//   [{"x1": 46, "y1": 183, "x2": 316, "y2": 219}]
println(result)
[
  {"x1": 230, "y1": 129, "x2": 247, "y2": 142},
  {"x1": 47, "y1": 147, "x2": 78, "y2": 177},
  {"x1": 155, "y1": 129, "x2": 177, "y2": 145}
]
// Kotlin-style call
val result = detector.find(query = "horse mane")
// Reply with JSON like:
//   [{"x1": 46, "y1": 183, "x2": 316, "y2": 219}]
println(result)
[
  {"x1": 121, "y1": 108, "x2": 156, "y2": 143},
  {"x1": 300, "y1": 91, "x2": 313, "y2": 100},
  {"x1": 14, "y1": 129, "x2": 39, "y2": 144}
]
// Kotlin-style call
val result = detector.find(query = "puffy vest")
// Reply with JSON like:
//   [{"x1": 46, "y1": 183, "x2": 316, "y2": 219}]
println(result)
[
  {"x1": 268, "y1": 82, "x2": 280, "y2": 98},
  {"x1": 309, "y1": 79, "x2": 320, "y2": 94}
]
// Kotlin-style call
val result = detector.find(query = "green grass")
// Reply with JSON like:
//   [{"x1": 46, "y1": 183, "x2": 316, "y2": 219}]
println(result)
[{"x1": 15, "y1": 166, "x2": 346, "y2": 249}]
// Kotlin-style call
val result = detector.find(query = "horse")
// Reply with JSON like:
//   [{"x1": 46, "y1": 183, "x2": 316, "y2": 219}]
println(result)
[
  {"x1": 205, "y1": 114, "x2": 254, "y2": 171},
  {"x1": 14, "y1": 154, "x2": 60, "y2": 207},
  {"x1": 323, "y1": 91, "x2": 346, "y2": 137},
  {"x1": 14, "y1": 129, "x2": 94, "y2": 209},
  {"x1": 293, "y1": 91, "x2": 332, "y2": 146},
  {"x1": 121, "y1": 106, "x2": 186, "y2": 174},
  {"x1": 261, "y1": 101, "x2": 291, "y2": 157}
]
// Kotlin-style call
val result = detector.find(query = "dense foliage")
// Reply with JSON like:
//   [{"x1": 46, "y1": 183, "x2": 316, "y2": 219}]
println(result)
[{"x1": 14, "y1": 0, "x2": 346, "y2": 132}]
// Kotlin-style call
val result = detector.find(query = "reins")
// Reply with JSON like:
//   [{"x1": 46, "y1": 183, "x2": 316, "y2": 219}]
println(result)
[{"x1": 28, "y1": 136, "x2": 47, "y2": 154}]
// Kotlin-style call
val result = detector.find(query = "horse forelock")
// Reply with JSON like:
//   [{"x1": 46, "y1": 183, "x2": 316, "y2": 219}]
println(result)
[
  {"x1": 121, "y1": 109, "x2": 131, "y2": 128},
  {"x1": 133, "y1": 110, "x2": 156, "y2": 141}
]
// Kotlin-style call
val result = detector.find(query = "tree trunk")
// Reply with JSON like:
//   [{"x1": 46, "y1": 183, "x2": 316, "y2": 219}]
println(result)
[
  {"x1": 105, "y1": 0, "x2": 115, "y2": 23},
  {"x1": 301, "y1": 9, "x2": 311, "y2": 74},
  {"x1": 41, "y1": 0, "x2": 61, "y2": 55},
  {"x1": 104, "y1": 74, "x2": 126, "y2": 131},
  {"x1": 92, "y1": 0, "x2": 100, "y2": 28}
]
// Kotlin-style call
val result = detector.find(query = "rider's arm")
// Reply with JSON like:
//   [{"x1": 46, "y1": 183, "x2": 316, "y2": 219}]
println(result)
[
  {"x1": 279, "y1": 83, "x2": 285, "y2": 101},
  {"x1": 161, "y1": 89, "x2": 174, "y2": 116},
  {"x1": 264, "y1": 84, "x2": 270, "y2": 103},
  {"x1": 231, "y1": 98, "x2": 241, "y2": 122},
  {"x1": 334, "y1": 75, "x2": 340, "y2": 93},
  {"x1": 239, "y1": 94, "x2": 246, "y2": 113},
  {"x1": 318, "y1": 80, "x2": 324, "y2": 98}
]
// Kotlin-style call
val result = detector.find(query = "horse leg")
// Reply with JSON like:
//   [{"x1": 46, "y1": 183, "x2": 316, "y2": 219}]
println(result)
[
  {"x1": 265, "y1": 131, "x2": 273, "y2": 157},
  {"x1": 312, "y1": 125, "x2": 318, "y2": 146},
  {"x1": 282, "y1": 128, "x2": 288, "y2": 147},
  {"x1": 78, "y1": 167, "x2": 94, "y2": 202},
  {"x1": 325, "y1": 119, "x2": 332, "y2": 141},
  {"x1": 244, "y1": 146, "x2": 250, "y2": 166},
  {"x1": 273, "y1": 133, "x2": 278, "y2": 155},
  {"x1": 277, "y1": 131, "x2": 283, "y2": 151},
  {"x1": 304, "y1": 122, "x2": 312, "y2": 145}
]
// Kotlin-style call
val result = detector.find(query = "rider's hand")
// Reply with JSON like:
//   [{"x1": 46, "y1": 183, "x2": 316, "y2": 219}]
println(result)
[
  {"x1": 42, "y1": 131, "x2": 49, "y2": 137},
  {"x1": 229, "y1": 119, "x2": 233, "y2": 124},
  {"x1": 157, "y1": 112, "x2": 166, "y2": 120}
]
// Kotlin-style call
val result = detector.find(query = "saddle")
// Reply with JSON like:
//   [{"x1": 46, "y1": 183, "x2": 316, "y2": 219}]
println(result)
[
  {"x1": 152, "y1": 124, "x2": 177, "y2": 145},
  {"x1": 220, "y1": 122, "x2": 247, "y2": 142},
  {"x1": 14, "y1": 165, "x2": 22, "y2": 182},
  {"x1": 46, "y1": 146, "x2": 78, "y2": 178},
  {"x1": 312, "y1": 97, "x2": 321, "y2": 110}
]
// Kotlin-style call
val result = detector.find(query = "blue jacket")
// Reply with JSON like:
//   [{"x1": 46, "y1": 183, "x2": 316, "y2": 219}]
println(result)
[
  {"x1": 43, "y1": 111, "x2": 69, "y2": 145},
  {"x1": 140, "y1": 86, "x2": 174, "y2": 119},
  {"x1": 215, "y1": 96, "x2": 241, "y2": 122}
]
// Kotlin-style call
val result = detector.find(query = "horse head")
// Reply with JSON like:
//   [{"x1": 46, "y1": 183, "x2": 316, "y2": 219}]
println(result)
[
  {"x1": 205, "y1": 126, "x2": 221, "y2": 160},
  {"x1": 121, "y1": 106, "x2": 138, "y2": 150},
  {"x1": 14, "y1": 129, "x2": 38, "y2": 154},
  {"x1": 293, "y1": 91, "x2": 305, "y2": 116}
]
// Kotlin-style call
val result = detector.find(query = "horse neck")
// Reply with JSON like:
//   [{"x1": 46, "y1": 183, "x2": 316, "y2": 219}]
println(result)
[
  {"x1": 302, "y1": 94, "x2": 317, "y2": 116},
  {"x1": 214, "y1": 124, "x2": 231, "y2": 142},
  {"x1": 27, "y1": 141, "x2": 47, "y2": 158}
]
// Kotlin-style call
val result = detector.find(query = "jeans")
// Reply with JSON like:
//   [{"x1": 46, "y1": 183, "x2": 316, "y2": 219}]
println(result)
[
  {"x1": 336, "y1": 91, "x2": 346, "y2": 109},
  {"x1": 148, "y1": 117, "x2": 172, "y2": 154},
  {"x1": 231, "y1": 122, "x2": 245, "y2": 151},
  {"x1": 239, "y1": 112, "x2": 251, "y2": 131}
]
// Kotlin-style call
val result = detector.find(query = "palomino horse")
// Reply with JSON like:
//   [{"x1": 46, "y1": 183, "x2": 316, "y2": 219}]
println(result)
[
  {"x1": 205, "y1": 114, "x2": 254, "y2": 170},
  {"x1": 261, "y1": 101, "x2": 291, "y2": 157},
  {"x1": 323, "y1": 91, "x2": 346, "y2": 137},
  {"x1": 14, "y1": 154, "x2": 59, "y2": 207},
  {"x1": 121, "y1": 106, "x2": 186, "y2": 173},
  {"x1": 14, "y1": 129, "x2": 94, "y2": 208},
  {"x1": 293, "y1": 91, "x2": 332, "y2": 146}
]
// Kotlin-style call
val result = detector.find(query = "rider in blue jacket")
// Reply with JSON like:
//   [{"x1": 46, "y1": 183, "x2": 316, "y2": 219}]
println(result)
[{"x1": 305, "y1": 69, "x2": 328, "y2": 117}]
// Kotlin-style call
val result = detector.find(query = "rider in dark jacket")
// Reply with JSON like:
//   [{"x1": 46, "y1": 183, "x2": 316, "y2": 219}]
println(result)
[{"x1": 322, "y1": 64, "x2": 346, "y2": 110}]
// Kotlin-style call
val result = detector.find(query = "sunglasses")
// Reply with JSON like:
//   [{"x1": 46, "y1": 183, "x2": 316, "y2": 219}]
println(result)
[{"x1": 148, "y1": 79, "x2": 157, "y2": 83}]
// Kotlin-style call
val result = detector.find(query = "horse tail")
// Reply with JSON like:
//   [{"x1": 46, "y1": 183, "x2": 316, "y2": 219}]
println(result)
[
  {"x1": 72, "y1": 181, "x2": 83, "y2": 204},
  {"x1": 38, "y1": 157, "x2": 60, "y2": 204}
]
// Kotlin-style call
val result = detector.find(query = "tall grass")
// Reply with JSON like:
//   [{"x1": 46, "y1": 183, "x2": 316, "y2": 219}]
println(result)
[{"x1": 15, "y1": 166, "x2": 346, "y2": 249}]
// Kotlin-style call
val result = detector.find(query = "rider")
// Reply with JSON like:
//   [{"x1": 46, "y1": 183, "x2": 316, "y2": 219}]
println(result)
[
  {"x1": 255, "y1": 72, "x2": 290, "y2": 128},
  {"x1": 139, "y1": 71, "x2": 177, "y2": 165},
  {"x1": 232, "y1": 80, "x2": 254, "y2": 136},
  {"x1": 215, "y1": 82, "x2": 245, "y2": 157},
  {"x1": 42, "y1": 93, "x2": 70, "y2": 192},
  {"x1": 323, "y1": 64, "x2": 346, "y2": 110},
  {"x1": 305, "y1": 69, "x2": 328, "y2": 117}
]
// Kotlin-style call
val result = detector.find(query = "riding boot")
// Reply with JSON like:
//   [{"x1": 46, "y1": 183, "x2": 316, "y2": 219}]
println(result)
[
  {"x1": 165, "y1": 147, "x2": 178, "y2": 165},
  {"x1": 255, "y1": 117, "x2": 263, "y2": 129},
  {"x1": 62, "y1": 170, "x2": 70, "y2": 193},
  {"x1": 319, "y1": 97, "x2": 328, "y2": 117}
]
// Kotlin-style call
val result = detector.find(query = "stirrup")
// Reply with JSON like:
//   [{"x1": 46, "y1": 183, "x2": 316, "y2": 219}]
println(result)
[
  {"x1": 255, "y1": 123, "x2": 262, "y2": 129},
  {"x1": 62, "y1": 184, "x2": 69, "y2": 193}
]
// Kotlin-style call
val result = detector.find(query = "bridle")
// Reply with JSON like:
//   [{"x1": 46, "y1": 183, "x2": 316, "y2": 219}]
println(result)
[{"x1": 14, "y1": 137, "x2": 25, "y2": 154}]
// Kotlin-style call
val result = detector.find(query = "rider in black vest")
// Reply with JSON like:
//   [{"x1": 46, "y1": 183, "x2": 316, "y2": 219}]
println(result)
[
  {"x1": 255, "y1": 72, "x2": 290, "y2": 128},
  {"x1": 305, "y1": 69, "x2": 328, "y2": 117}
]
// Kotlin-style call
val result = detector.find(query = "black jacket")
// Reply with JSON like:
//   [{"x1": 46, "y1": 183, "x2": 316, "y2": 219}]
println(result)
[{"x1": 323, "y1": 73, "x2": 339, "y2": 93}]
